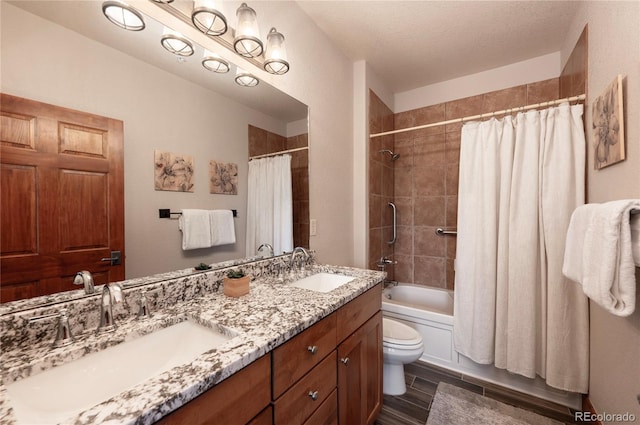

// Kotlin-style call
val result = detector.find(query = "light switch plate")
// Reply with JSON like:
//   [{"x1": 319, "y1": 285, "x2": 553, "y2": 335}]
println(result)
[{"x1": 310, "y1": 219, "x2": 317, "y2": 236}]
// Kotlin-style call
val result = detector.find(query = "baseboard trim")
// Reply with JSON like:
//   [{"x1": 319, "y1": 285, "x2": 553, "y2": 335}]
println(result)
[{"x1": 582, "y1": 395, "x2": 602, "y2": 425}]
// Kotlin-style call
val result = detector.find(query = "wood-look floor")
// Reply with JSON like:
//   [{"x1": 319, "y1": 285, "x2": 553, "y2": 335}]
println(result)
[{"x1": 375, "y1": 361, "x2": 584, "y2": 425}]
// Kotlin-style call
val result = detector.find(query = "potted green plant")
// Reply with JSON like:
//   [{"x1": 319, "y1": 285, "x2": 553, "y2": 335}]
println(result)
[{"x1": 223, "y1": 269, "x2": 250, "y2": 297}]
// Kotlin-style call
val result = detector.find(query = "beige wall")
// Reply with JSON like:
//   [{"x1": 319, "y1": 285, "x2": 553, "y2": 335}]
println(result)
[
  {"x1": 232, "y1": 2, "x2": 355, "y2": 266},
  {"x1": 562, "y1": 2, "x2": 640, "y2": 420},
  {"x1": 1, "y1": 3, "x2": 288, "y2": 278}
]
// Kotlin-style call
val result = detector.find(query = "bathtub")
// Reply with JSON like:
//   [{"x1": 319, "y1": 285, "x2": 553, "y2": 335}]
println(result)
[{"x1": 382, "y1": 284, "x2": 581, "y2": 409}]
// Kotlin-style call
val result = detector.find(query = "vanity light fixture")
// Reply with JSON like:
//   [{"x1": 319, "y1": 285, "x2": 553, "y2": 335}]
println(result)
[
  {"x1": 202, "y1": 50, "x2": 230, "y2": 73},
  {"x1": 235, "y1": 68, "x2": 259, "y2": 87},
  {"x1": 161, "y1": 27, "x2": 194, "y2": 57},
  {"x1": 192, "y1": 0, "x2": 227, "y2": 36},
  {"x1": 101, "y1": 1, "x2": 145, "y2": 31},
  {"x1": 233, "y1": 3, "x2": 263, "y2": 58},
  {"x1": 264, "y1": 27, "x2": 289, "y2": 75}
]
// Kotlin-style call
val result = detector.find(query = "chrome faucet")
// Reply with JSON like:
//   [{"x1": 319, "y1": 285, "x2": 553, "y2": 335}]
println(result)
[
  {"x1": 97, "y1": 283, "x2": 124, "y2": 333},
  {"x1": 289, "y1": 246, "x2": 309, "y2": 278},
  {"x1": 289, "y1": 246, "x2": 309, "y2": 268},
  {"x1": 257, "y1": 243, "x2": 274, "y2": 257},
  {"x1": 73, "y1": 270, "x2": 95, "y2": 294},
  {"x1": 377, "y1": 256, "x2": 398, "y2": 288}
]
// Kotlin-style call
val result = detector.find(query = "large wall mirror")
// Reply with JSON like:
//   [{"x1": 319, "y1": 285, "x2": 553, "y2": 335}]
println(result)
[{"x1": 1, "y1": 1, "x2": 309, "y2": 304}]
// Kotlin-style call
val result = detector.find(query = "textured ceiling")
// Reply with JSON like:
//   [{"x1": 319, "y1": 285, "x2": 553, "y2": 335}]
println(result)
[{"x1": 297, "y1": 1, "x2": 581, "y2": 93}]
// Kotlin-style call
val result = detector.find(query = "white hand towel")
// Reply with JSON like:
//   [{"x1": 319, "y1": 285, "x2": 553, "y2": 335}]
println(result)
[
  {"x1": 563, "y1": 199, "x2": 640, "y2": 317},
  {"x1": 178, "y1": 209, "x2": 212, "y2": 250},
  {"x1": 632, "y1": 213, "x2": 640, "y2": 267},
  {"x1": 209, "y1": 210, "x2": 236, "y2": 246}
]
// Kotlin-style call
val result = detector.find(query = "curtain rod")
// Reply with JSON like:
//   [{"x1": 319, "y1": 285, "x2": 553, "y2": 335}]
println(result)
[
  {"x1": 249, "y1": 146, "x2": 308, "y2": 161},
  {"x1": 370, "y1": 94, "x2": 587, "y2": 139}
]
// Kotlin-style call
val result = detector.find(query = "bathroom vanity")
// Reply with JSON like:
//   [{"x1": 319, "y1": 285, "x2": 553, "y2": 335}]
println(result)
[{"x1": 0, "y1": 257, "x2": 384, "y2": 425}]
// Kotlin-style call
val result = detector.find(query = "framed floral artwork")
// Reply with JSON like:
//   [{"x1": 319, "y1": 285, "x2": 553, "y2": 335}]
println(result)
[
  {"x1": 592, "y1": 74, "x2": 625, "y2": 169},
  {"x1": 210, "y1": 160, "x2": 238, "y2": 195},
  {"x1": 154, "y1": 150, "x2": 194, "y2": 192}
]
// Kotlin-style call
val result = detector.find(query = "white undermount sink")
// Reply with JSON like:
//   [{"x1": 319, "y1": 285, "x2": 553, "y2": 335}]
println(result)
[
  {"x1": 289, "y1": 272, "x2": 355, "y2": 293},
  {"x1": 6, "y1": 319, "x2": 236, "y2": 425}
]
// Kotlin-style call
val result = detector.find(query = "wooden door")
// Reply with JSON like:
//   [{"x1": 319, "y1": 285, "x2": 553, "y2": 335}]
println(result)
[
  {"x1": 1, "y1": 93, "x2": 124, "y2": 302},
  {"x1": 337, "y1": 312, "x2": 383, "y2": 425}
]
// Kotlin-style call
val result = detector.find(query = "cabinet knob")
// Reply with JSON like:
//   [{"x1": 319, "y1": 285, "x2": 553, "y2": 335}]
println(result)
[
  {"x1": 307, "y1": 345, "x2": 318, "y2": 354},
  {"x1": 340, "y1": 357, "x2": 350, "y2": 365},
  {"x1": 308, "y1": 390, "x2": 319, "y2": 401}
]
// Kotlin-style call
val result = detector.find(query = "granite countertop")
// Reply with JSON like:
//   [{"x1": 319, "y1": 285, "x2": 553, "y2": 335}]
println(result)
[{"x1": 0, "y1": 264, "x2": 384, "y2": 425}]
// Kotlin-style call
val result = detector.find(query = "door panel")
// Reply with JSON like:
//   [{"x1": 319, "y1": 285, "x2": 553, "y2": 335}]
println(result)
[
  {"x1": 1, "y1": 111, "x2": 35, "y2": 149},
  {"x1": 1, "y1": 164, "x2": 37, "y2": 255},
  {"x1": 0, "y1": 93, "x2": 124, "y2": 302}
]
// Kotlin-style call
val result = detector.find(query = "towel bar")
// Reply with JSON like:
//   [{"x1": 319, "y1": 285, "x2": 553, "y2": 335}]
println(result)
[{"x1": 159, "y1": 209, "x2": 237, "y2": 218}]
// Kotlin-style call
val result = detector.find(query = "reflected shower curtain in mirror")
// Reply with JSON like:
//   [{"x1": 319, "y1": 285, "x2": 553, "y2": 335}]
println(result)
[
  {"x1": 246, "y1": 155, "x2": 293, "y2": 256},
  {"x1": 453, "y1": 103, "x2": 589, "y2": 393}
]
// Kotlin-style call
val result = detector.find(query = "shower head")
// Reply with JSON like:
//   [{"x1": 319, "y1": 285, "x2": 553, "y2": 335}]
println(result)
[{"x1": 379, "y1": 149, "x2": 400, "y2": 161}]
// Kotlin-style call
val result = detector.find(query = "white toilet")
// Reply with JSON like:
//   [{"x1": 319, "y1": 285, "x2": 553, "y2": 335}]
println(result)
[{"x1": 382, "y1": 317, "x2": 424, "y2": 396}]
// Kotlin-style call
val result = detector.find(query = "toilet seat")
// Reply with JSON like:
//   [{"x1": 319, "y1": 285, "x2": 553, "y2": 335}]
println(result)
[{"x1": 383, "y1": 318, "x2": 422, "y2": 346}]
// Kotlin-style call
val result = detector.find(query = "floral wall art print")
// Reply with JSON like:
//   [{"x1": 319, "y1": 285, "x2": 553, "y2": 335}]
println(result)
[
  {"x1": 592, "y1": 74, "x2": 625, "y2": 169},
  {"x1": 154, "y1": 150, "x2": 194, "y2": 192},
  {"x1": 210, "y1": 160, "x2": 238, "y2": 195}
]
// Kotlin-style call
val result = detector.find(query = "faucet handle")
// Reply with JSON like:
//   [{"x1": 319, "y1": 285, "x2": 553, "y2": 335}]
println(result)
[
  {"x1": 53, "y1": 309, "x2": 75, "y2": 348},
  {"x1": 28, "y1": 308, "x2": 75, "y2": 348},
  {"x1": 137, "y1": 290, "x2": 153, "y2": 320}
]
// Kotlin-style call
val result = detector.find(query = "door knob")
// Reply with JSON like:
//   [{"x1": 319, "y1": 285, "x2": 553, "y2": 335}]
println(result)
[{"x1": 100, "y1": 251, "x2": 122, "y2": 266}]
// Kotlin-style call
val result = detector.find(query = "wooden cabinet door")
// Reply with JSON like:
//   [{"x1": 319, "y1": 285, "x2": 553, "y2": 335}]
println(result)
[
  {"x1": 1, "y1": 94, "x2": 124, "y2": 301},
  {"x1": 156, "y1": 354, "x2": 272, "y2": 425},
  {"x1": 337, "y1": 312, "x2": 382, "y2": 425}
]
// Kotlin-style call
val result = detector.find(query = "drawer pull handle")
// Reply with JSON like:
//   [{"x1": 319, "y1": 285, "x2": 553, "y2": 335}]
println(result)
[
  {"x1": 308, "y1": 390, "x2": 319, "y2": 401},
  {"x1": 307, "y1": 345, "x2": 318, "y2": 354},
  {"x1": 341, "y1": 357, "x2": 350, "y2": 365}
]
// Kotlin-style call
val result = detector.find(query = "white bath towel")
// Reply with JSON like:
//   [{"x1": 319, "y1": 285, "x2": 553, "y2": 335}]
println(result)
[
  {"x1": 178, "y1": 209, "x2": 212, "y2": 250},
  {"x1": 563, "y1": 199, "x2": 640, "y2": 316},
  {"x1": 209, "y1": 209, "x2": 236, "y2": 246}
]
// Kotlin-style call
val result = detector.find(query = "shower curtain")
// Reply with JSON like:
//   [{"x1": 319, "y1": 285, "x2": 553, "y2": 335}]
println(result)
[
  {"x1": 453, "y1": 103, "x2": 589, "y2": 393},
  {"x1": 245, "y1": 155, "x2": 293, "y2": 256}
]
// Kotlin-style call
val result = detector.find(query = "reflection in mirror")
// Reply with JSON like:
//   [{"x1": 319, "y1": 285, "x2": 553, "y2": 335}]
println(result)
[
  {"x1": 247, "y1": 124, "x2": 310, "y2": 255},
  {"x1": 1, "y1": 1, "x2": 309, "y2": 304}
]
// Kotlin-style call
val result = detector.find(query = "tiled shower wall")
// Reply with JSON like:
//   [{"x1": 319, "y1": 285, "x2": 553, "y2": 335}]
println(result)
[
  {"x1": 368, "y1": 78, "x2": 560, "y2": 289},
  {"x1": 248, "y1": 125, "x2": 310, "y2": 249},
  {"x1": 368, "y1": 93, "x2": 396, "y2": 278}
]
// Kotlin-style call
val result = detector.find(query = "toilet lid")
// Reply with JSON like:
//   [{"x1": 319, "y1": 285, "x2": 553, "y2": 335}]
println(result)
[{"x1": 383, "y1": 318, "x2": 422, "y2": 346}]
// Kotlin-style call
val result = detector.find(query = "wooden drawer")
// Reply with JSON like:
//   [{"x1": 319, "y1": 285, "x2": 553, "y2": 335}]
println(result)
[
  {"x1": 336, "y1": 283, "x2": 381, "y2": 343},
  {"x1": 303, "y1": 389, "x2": 337, "y2": 425},
  {"x1": 155, "y1": 354, "x2": 271, "y2": 425},
  {"x1": 248, "y1": 406, "x2": 273, "y2": 425},
  {"x1": 272, "y1": 313, "x2": 337, "y2": 398},
  {"x1": 273, "y1": 351, "x2": 337, "y2": 425}
]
